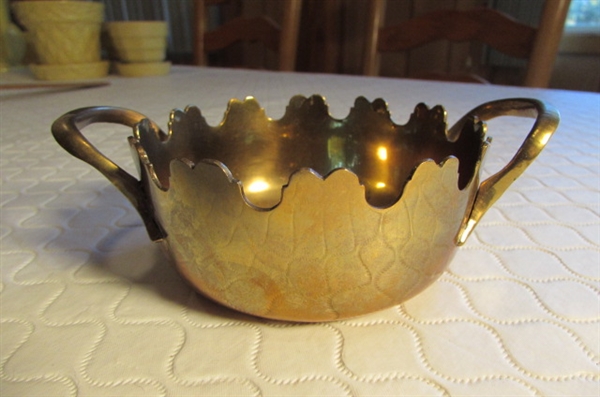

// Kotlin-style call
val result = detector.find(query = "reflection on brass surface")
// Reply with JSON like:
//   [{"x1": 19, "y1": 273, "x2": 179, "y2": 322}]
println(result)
[{"x1": 52, "y1": 95, "x2": 559, "y2": 322}]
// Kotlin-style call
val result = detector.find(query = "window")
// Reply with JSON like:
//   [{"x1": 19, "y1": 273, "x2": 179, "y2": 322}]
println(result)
[{"x1": 565, "y1": 0, "x2": 600, "y2": 33}]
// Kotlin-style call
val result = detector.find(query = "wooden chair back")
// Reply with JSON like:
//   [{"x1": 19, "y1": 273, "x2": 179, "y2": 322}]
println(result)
[
  {"x1": 364, "y1": 0, "x2": 571, "y2": 87},
  {"x1": 193, "y1": 0, "x2": 302, "y2": 71}
]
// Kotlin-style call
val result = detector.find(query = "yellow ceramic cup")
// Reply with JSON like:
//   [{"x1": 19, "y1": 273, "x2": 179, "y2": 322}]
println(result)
[
  {"x1": 105, "y1": 21, "x2": 168, "y2": 63},
  {"x1": 12, "y1": 1, "x2": 104, "y2": 65},
  {"x1": 29, "y1": 22, "x2": 102, "y2": 64}
]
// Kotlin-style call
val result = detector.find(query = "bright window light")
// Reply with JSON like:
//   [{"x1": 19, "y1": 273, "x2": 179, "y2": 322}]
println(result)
[{"x1": 565, "y1": 0, "x2": 600, "y2": 33}]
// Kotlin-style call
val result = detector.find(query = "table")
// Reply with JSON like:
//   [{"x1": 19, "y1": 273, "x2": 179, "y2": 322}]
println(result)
[{"x1": 1, "y1": 66, "x2": 598, "y2": 396}]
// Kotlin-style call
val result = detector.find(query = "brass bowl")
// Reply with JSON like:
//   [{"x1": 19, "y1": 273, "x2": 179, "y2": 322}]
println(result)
[{"x1": 52, "y1": 95, "x2": 559, "y2": 322}]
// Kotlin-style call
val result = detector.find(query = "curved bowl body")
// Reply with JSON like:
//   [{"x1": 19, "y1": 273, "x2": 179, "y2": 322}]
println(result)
[
  {"x1": 130, "y1": 96, "x2": 487, "y2": 321},
  {"x1": 50, "y1": 96, "x2": 559, "y2": 322},
  {"x1": 151, "y1": 160, "x2": 476, "y2": 321}
]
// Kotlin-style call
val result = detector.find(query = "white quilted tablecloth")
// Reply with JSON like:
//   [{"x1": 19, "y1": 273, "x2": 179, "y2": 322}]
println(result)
[{"x1": 1, "y1": 66, "x2": 598, "y2": 396}]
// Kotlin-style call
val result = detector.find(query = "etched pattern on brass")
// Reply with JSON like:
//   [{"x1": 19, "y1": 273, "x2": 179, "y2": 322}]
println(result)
[
  {"x1": 134, "y1": 96, "x2": 484, "y2": 321},
  {"x1": 160, "y1": 159, "x2": 472, "y2": 321},
  {"x1": 51, "y1": 95, "x2": 559, "y2": 321}
]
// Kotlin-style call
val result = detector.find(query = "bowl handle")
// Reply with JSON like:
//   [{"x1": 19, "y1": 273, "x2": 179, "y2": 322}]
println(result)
[
  {"x1": 453, "y1": 98, "x2": 560, "y2": 245},
  {"x1": 51, "y1": 106, "x2": 166, "y2": 242}
]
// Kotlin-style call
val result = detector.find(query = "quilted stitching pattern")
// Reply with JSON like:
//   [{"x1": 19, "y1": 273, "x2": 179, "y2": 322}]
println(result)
[{"x1": 1, "y1": 67, "x2": 598, "y2": 396}]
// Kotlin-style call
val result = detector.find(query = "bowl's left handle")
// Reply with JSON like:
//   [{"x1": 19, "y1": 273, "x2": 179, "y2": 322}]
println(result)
[{"x1": 51, "y1": 106, "x2": 166, "y2": 242}]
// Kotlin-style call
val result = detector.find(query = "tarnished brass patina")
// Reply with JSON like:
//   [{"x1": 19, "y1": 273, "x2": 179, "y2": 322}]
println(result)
[{"x1": 52, "y1": 96, "x2": 559, "y2": 322}]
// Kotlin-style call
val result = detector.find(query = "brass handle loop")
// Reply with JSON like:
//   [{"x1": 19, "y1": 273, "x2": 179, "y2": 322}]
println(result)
[
  {"x1": 51, "y1": 107, "x2": 166, "y2": 241},
  {"x1": 454, "y1": 98, "x2": 560, "y2": 245}
]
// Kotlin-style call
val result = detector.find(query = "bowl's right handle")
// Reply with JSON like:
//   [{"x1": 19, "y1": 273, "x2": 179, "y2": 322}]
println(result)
[
  {"x1": 453, "y1": 98, "x2": 560, "y2": 245},
  {"x1": 51, "y1": 106, "x2": 166, "y2": 242}
]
